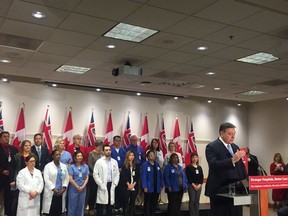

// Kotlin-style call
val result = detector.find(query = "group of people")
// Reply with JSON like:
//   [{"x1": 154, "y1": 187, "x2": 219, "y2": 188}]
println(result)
[{"x1": 0, "y1": 131, "x2": 204, "y2": 216}]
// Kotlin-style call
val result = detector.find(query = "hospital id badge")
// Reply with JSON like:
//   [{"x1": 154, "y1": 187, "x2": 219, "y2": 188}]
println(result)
[
  {"x1": 196, "y1": 169, "x2": 199, "y2": 174},
  {"x1": 132, "y1": 171, "x2": 135, "y2": 176},
  {"x1": 79, "y1": 172, "x2": 82, "y2": 178},
  {"x1": 8, "y1": 155, "x2": 11, "y2": 162},
  {"x1": 117, "y1": 156, "x2": 121, "y2": 161},
  {"x1": 147, "y1": 167, "x2": 151, "y2": 172}
]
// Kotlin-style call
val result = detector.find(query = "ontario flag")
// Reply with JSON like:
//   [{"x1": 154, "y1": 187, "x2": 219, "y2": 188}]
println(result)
[
  {"x1": 13, "y1": 106, "x2": 25, "y2": 148},
  {"x1": 123, "y1": 113, "x2": 131, "y2": 148},
  {"x1": 42, "y1": 107, "x2": 53, "y2": 153},
  {"x1": 185, "y1": 118, "x2": 198, "y2": 167},
  {"x1": 86, "y1": 112, "x2": 96, "y2": 153},
  {"x1": 63, "y1": 109, "x2": 73, "y2": 148},
  {"x1": 104, "y1": 112, "x2": 113, "y2": 145},
  {"x1": 0, "y1": 107, "x2": 4, "y2": 132},
  {"x1": 159, "y1": 115, "x2": 167, "y2": 156},
  {"x1": 140, "y1": 114, "x2": 149, "y2": 151},
  {"x1": 173, "y1": 117, "x2": 184, "y2": 163}
]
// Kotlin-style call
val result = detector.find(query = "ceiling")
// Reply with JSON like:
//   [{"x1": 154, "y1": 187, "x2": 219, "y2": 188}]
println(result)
[{"x1": 1, "y1": 0, "x2": 288, "y2": 102}]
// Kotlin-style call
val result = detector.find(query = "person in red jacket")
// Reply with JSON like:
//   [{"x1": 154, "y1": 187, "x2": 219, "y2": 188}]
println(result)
[{"x1": 67, "y1": 134, "x2": 87, "y2": 163}]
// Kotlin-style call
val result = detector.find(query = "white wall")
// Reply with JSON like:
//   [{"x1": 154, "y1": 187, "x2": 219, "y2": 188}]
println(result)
[
  {"x1": 248, "y1": 99, "x2": 288, "y2": 203},
  {"x1": 0, "y1": 81, "x2": 249, "y2": 203}
]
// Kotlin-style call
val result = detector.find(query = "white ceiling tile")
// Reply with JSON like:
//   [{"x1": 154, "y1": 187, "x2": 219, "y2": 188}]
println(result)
[
  {"x1": 38, "y1": 42, "x2": 83, "y2": 57},
  {"x1": 140, "y1": 60, "x2": 178, "y2": 71},
  {"x1": 0, "y1": 45, "x2": 34, "y2": 60},
  {"x1": 65, "y1": 58, "x2": 103, "y2": 69},
  {"x1": 59, "y1": 13, "x2": 117, "y2": 36},
  {"x1": 123, "y1": 5, "x2": 186, "y2": 30},
  {"x1": 209, "y1": 46, "x2": 255, "y2": 60},
  {"x1": 1, "y1": 19, "x2": 54, "y2": 40},
  {"x1": 30, "y1": 52, "x2": 70, "y2": 64},
  {"x1": 48, "y1": 29, "x2": 98, "y2": 48},
  {"x1": 20, "y1": 0, "x2": 81, "y2": 11},
  {"x1": 234, "y1": 10, "x2": 288, "y2": 33},
  {"x1": 157, "y1": 51, "x2": 199, "y2": 64},
  {"x1": 75, "y1": 49, "x2": 117, "y2": 62},
  {"x1": 168, "y1": 64, "x2": 206, "y2": 75},
  {"x1": 125, "y1": 44, "x2": 168, "y2": 59},
  {"x1": 165, "y1": 16, "x2": 226, "y2": 38},
  {"x1": 147, "y1": 0, "x2": 217, "y2": 15},
  {"x1": 177, "y1": 40, "x2": 227, "y2": 55},
  {"x1": 8, "y1": 1, "x2": 69, "y2": 27},
  {"x1": 74, "y1": 0, "x2": 141, "y2": 21},
  {"x1": 195, "y1": 0, "x2": 262, "y2": 24},
  {"x1": 0, "y1": 0, "x2": 13, "y2": 17}
]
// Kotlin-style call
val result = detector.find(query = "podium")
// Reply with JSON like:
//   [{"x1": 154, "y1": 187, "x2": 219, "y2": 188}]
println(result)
[{"x1": 216, "y1": 193, "x2": 253, "y2": 206}]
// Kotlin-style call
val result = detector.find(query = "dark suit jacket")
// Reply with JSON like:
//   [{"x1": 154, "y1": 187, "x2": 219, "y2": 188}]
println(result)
[
  {"x1": 121, "y1": 164, "x2": 140, "y2": 190},
  {"x1": 0, "y1": 144, "x2": 18, "y2": 186},
  {"x1": 205, "y1": 138, "x2": 247, "y2": 197},
  {"x1": 31, "y1": 145, "x2": 49, "y2": 172}
]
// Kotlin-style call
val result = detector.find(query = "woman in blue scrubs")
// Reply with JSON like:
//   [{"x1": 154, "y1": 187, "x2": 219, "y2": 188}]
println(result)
[{"x1": 67, "y1": 150, "x2": 89, "y2": 216}]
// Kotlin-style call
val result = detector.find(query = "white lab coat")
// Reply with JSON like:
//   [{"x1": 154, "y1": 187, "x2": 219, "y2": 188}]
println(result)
[
  {"x1": 93, "y1": 157, "x2": 120, "y2": 205},
  {"x1": 42, "y1": 161, "x2": 69, "y2": 214},
  {"x1": 16, "y1": 167, "x2": 44, "y2": 216}
]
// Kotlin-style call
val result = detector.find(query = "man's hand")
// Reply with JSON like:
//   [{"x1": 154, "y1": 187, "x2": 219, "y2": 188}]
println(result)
[{"x1": 232, "y1": 150, "x2": 246, "y2": 164}]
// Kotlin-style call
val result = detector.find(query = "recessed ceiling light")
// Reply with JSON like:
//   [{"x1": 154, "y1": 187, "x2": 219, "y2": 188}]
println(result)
[
  {"x1": 51, "y1": 83, "x2": 57, "y2": 87},
  {"x1": 286, "y1": 97, "x2": 288, "y2": 101},
  {"x1": 191, "y1": 84, "x2": 205, "y2": 89},
  {"x1": 104, "y1": 23, "x2": 158, "y2": 43},
  {"x1": 214, "y1": 87, "x2": 221, "y2": 91},
  {"x1": 0, "y1": 59, "x2": 11, "y2": 63},
  {"x1": 96, "y1": 88, "x2": 101, "y2": 92},
  {"x1": 208, "y1": 100, "x2": 212, "y2": 103},
  {"x1": 55, "y1": 65, "x2": 91, "y2": 74},
  {"x1": 106, "y1": 44, "x2": 116, "y2": 49},
  {"x1": 206, "y1": 72, "x2": 215, "y2": 75},
  {"x1": 236, "y1": 52, "x2": 279, "y2": 65},
  {"x1": 31, "y1": 11, "x2": 46, "y2": 19},
  {"x1": 197, "y1": 46, "x2": 208, "y2": 51},
  {"x1": 237, "y1": 103, "x2": 242, "y2": 107},
  {"x1": 1, "y1": 78, "x2": 8, "y2": 82},
  {"x1": 174, "y1": 96, "x2": 178, "y2": 100},
  {"x1": 136, "y1": 92, "x2": 141, "y2": 96},
  {"x1": 240, "y1": 90, "x2": 266, "y2": 96}
]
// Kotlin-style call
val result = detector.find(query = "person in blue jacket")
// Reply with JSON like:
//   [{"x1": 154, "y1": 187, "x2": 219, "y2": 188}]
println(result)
[
  {"x1": 163, "y1": 153, "x2": 188, "y2": 216},
  {"x1": 141, "y1": 150, "x2": 163, "y2": 216}
]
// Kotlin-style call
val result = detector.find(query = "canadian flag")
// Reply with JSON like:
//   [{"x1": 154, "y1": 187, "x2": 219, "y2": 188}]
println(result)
[
  {"x1": 0, "y1": 106, "x2": 4, "y2": 132},
  {"x1": 85, "y1": 112, "x2": 96, "y2": 153},
  {"x1": 159, "y1": 115, "x2": 167, "y2": 156},
  {"x1": 63, "y1": 109, "x2": 73, "y2": 148},
  {"x1": 42, "y1": 107, "x2": 53, "y2": 153},
  {"x1": 123, "y1": 113, "x2": 131, "y2": 148},
  {"x1": 185, "y1": 118, "x2": 197, "y2": 167},
  {"x1": 173, "y1": 118, "x2": 183, "y2": 162},
  {"x1": 104, "y1": 112, "x2": 113, "y2": 145},
  {"x1": 140, "y1": 114, "x2": 149, "y2": 151},
  {"x1": 13, "y1": 107, "x2": 26, "y2": 148}
]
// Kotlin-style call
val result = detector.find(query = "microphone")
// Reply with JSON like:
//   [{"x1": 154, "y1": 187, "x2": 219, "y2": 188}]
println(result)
[{"x1": 246, "y1": 151, "x2": 267, "y2": 176}]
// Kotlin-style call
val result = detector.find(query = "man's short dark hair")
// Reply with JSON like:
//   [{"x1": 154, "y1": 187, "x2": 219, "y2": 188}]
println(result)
[
  {"x1": 219, "y1": 122, "x2": 236, "y2": 133},
  {"x1": 102, "y1": 144, "x2": 110, "y2": 151},
  {"x1": 0, "y1": 131, "x2": 10, "y2": 138},
  {"x1": 34, "y1": 133, "x2": 43, "y2": 139},
  {"x1": 113, "y1": 135, "x2": 121, "y2": 141}
]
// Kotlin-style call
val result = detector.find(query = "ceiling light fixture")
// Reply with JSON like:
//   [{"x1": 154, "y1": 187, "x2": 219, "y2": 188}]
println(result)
[
  {"x1": 51, "y1": 83, "x2": 57, "y2": 87},
  {"x1": 237, "y1": 103, "x2": 242, "y2": 107},
  {"x1": 206, "y1": 72, "x2": 215, "y2": 75},
  {"x1": 1, "y1": 78, "x2": 8, "y2": 82},
  {"x1": 208, "y1": 99, "x2": 212, "y2": 103},
  {"x1": 0, "y1": 59, "x2": 11, "y2": 63},
  {"x1": 136, "y1": 92, "x2": 141, "y2": 96},
  {"x1": 240, "y1": 90, "x2": 266, "y2": 96},
  {"x1": 197, "y1": 46, "x2": 208, "y2": 51},
  {"x1": 174, "y1": 96, "x2": 178, "y2": 100},
  {"x1": 214, "y1": 87, "x2": 221, "y2": 91},
  {"x1": 55, "y1": 65, "x2": 91, "y2": 74},
  {"x1": 96, "y1": 88, "x2": 101, "y2": 92},
  {"x1": 236, "y1": 52, "x2": 279, "y2": 65},
  {"x1": 31, "y1": 11, "x2": 46, "y2": 19},
  {"x1": 106, "y1": 44, "x2": 116, "y2": 49},
  {"x1": 104, "y1": 23, "x2": 158, "y2": 43}
]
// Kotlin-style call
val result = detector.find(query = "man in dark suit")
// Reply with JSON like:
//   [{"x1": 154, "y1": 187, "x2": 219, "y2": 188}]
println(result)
[
  {"x1": 0, "y1": 131, "x2": 18, "y2": 216},
  {"x1": 205, "y1": 122, "x2": 247, "y2": 216},
  {"x1": 31, "y1": 133, "x2": 49, "y2": 172}
]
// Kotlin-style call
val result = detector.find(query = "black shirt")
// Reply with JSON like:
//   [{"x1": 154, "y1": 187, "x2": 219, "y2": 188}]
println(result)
[{"x1": 185, "y1": 164, "x2": 204, "y2": 185}]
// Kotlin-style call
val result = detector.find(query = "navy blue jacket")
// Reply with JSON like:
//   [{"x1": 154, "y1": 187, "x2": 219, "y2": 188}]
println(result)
[
  {"x1": 163, "y1": 163, "x2": 188, "y2": 192},
  {"x1": 141, "y1": 161, "x2": 163, "y2": 193},
  {"x1": 111, "y1": 147, "x2": 126, "y2": 168}
]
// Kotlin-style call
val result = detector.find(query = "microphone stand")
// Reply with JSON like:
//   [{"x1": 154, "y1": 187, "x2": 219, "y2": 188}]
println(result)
[{"x1": 247, "y1": 152, "x2": 267, "y2": 176}]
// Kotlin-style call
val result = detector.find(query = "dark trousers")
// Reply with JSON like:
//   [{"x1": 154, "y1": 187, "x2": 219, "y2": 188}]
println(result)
[
  {"x1": 167, "y1": 190, "x2": 183, "y2": 216},
  {"x1": 123, "y1": 188, "x2": 138, "y2": 216},
  {"x1": 114, "y1": 184, "x2": 123, "y2": 209},
  {"x1": 48, "y1": 195, "x2": 63, "y2": 216},
  {"x1": 143, "y1": 192, "x2": 159, "y2": 216},
  {"x1": 278, "y1": 206, "x2": 288, "y2": 216},
  {"x1": 97, "y1": 182, "x2": 113, "y2": 216},
  {"x1": 210, "y1": 196, "x2": 243, "y2": 216},
  {"x1": 3, "y1": 178, "x2": 15, "y2": 216},
  {"x1": 88, "y1": 175, "x2": 98, "y2": 210}
]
